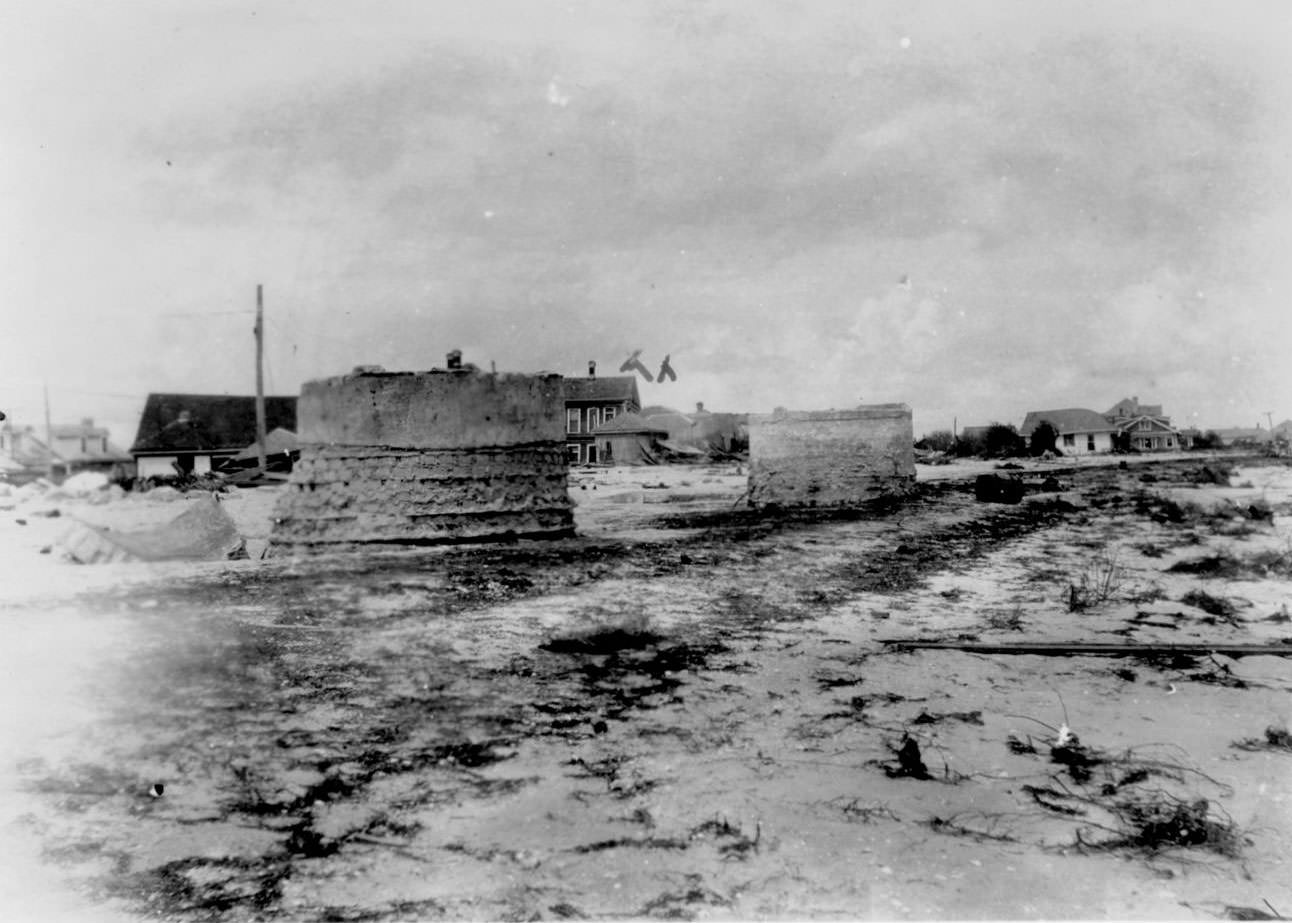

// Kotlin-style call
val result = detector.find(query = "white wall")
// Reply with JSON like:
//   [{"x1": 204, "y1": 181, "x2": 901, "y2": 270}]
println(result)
[
  {"x1": 1058, "y1": 432, "x2": 1113, "y2": 455},
  {"x1": 137, "y1": 456, "x2": 177, "y2": 478}
]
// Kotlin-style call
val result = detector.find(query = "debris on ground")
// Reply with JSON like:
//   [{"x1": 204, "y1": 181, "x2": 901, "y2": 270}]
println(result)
[
  {"x1": 56, "y1": 496, "x2": 247, "y2": 564},
  {"x1": 1231, "y1": 725, "x2": 1292, "y2": 753}
]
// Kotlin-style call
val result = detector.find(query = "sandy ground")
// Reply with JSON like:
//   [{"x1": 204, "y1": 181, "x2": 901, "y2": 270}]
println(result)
[{"x1": 1, "y1": 454, "x2": 1290, "y2": 921}]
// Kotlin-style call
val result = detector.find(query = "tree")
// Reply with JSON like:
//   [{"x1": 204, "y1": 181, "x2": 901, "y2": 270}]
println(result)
[
  {"x1": 915, "y1": 430, "x2": 955, "y2": 452},
  {"x1": 1029, "y1": 420, "x2": 1060, "y2": 456},
  {"x1": 984, "y1": 423, "x2": 1026, "y2": 458}
]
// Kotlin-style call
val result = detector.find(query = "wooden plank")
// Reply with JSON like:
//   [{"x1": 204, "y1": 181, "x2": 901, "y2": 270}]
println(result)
[{"x1": 879, "y1": 640, "x2": 1292, "y2": 658}]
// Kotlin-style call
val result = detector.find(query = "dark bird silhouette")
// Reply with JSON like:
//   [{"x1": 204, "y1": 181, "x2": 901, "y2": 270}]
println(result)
[
  {"x1": 657, "y1": 354, "x2": 677, "y2": 382},
  {"x1": 619, "y1": 349, "x2": 654, "y2": 382}
]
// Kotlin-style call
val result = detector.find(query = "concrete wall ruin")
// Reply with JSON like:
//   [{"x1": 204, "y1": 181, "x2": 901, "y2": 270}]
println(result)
[
  {"x1": 746, "y1": 404, "x2": 915, "y2": 508},
  {"x1": 269, "y1": 369, "x2": 573, "y2": 552}
]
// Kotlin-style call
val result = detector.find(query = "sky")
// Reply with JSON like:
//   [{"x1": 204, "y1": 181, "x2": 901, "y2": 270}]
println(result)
[{"x1": 3, "y1": 0, "x2": 1291, "y2": 445}]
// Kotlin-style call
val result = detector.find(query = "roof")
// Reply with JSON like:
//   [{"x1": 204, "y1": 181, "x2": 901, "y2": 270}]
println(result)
[
  {"x1": 50, "y1": 421, "x2": 110, "y2": 439},
  {"x1": 1020, "y1": 409, "x2": 1118, "y2": 435},
  {"x1": 1105, "y1": 397, "x2": 1164, "y2": 418},
  {"x1": 234, "y1": 427, "x2": 299, "y2": 460},
  {"x1": 1116, "y1": 415, "x2": 1179, "y2": 434},
  {"x1": 131, "y1": 393, "x2": 298, "y2": 455},
  {"x1": 564, "y1": 376, "x2": 639, "y2": 405},
  {"x1": 592, "y1": 411, "x2": 669, "y2": 435}
]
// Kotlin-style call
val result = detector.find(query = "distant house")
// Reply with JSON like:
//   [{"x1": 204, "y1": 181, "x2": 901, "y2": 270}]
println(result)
[
  {"x1": 563, "y1": 366, "x2": 640, "y2": 465},
  {"x1": 1212, "y1": 427, "x2": 1272, "y2": 448},
  {"x1": 0, "y1": 419, "x2": 133, "y2": 481},
  {"x1": 0, "y1": 424, "x2": 57, "y2": 481},
  {"x1": 130, "y1": 393, "x2": 297, "y2": 478},
  {"x1": 1103, "y1": 397, "x2": 1184, "y2": 451},
  {"x1": 48, "y1": 418, "x2": 134, "y2": 477},
  {"x1": 1021, "y1": 397, "x2": 1187, "y2": 455},
  {"x1": 1020, "y1": 408, "x2": 1118, "y2": 455},
  {"x1": 641, "y1": 402, "x2": 749, "y2": 457},
  {"x1": 591, "y1": 412, "x2": 670, "y2": 466}
]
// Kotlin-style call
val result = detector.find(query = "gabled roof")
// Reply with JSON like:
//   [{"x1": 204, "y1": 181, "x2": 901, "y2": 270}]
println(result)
[
  {"x1": 1021, "y1": 409, "x2": 1117, "y2": 436},
  {"x1": 1116, "y1": 415, "x2": 1179, "y2": 435},
  {"x1": 1105, "y1": 397, "x2": 1163, "y2": 418},
  {"x1": 592, "y1": 411, "x2": 669, "y2": 435},
  {"x1": 564, "y1": 376, "x2": 640, "y2": 405},
  {"x1": 131, "y1": 393, "x2": 298, "y2": 455}
]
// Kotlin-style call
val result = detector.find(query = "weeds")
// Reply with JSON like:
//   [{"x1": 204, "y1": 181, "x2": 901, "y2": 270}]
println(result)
[
  {"x1": 993, "y1": 716, "x2": 1247, "y2": 860},
  {"x1": 1231, "y1": 725, "x2": 1292, "y2": 753},
  {"x1": 1180, "y1": 590, "x2": 1240, "y2": 623},
  {"x1": 1067, "y1": 547, "x2": 1125, "y2": 612}
]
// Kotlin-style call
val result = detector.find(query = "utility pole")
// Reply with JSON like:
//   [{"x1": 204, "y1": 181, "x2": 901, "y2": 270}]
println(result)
[
  {"x1": 254, "y1": 284, "x2": 267, "y2": 472},
  {"x1": 43, "y1": 382, "x2": 55, "y2": 481}
]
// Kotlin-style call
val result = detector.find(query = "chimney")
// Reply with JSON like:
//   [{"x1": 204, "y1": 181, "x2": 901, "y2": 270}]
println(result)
[
  {"x1": 81, "y1": 417, "x2": 94, "y2": 428},
  {"x1": 696, "y1": 401, "x2": 705, "y2": 413},
  {"x1": 588, "y1": 360, "x2": 596, "y2": 378},
  {"x1": 446, "y1": 349, "x2": 462, "y2": 370}
]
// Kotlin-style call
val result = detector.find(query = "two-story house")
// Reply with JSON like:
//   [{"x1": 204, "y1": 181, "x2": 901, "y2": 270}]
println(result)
[
  {"x1": 563, "y1": 363, "x2": 640, "y2": 465},
  {"x1": 1104, "y1": 397, "x2": 1184, "y2": 451}
]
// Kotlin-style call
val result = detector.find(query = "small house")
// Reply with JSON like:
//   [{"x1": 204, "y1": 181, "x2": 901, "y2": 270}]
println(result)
[
  {"x1": 1020, "y1": 409, "x2": 1117, "y2": 455},
  {"x1": 591, "y1": 412, "x2": 670, "y2": 466},
  {"x1": 130, "y1": 393, "x2": 297, "y2": 478}
]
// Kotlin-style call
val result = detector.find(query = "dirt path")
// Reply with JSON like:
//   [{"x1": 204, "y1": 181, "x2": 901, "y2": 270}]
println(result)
[{"x1": 2, "y1": 457, "x2": 1290, "y2": 920}]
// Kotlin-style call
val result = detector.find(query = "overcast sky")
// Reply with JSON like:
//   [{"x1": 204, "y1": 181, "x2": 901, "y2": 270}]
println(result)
[{"x1": 3, "y1": 0, "x2": 1291, "y2": 444}]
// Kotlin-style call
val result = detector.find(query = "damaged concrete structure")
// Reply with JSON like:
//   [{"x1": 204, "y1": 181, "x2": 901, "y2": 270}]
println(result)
[
  {"x1": 269, "y1": 365, "x2": 574, "y2": 553},
  {"x1": 746, "y1": 404, "x2": 915, "y2": 508}
]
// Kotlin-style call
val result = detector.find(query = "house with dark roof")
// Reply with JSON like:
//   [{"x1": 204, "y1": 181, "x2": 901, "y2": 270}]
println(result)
[
  {"x1": 130, "y1": 393, "x2": 297, "y2": 478},
  {"x1": 563, "y1": 364, "x2": 640, "y2": 464},
  {"x1": 1022, "y1": 397, "x2": 1189, "y2": 455},
  {"x1": 1020, "y1": 408, "x2": 1118, "y2": 455}
]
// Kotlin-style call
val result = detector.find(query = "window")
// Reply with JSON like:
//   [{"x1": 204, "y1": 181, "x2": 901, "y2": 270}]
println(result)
[
  {"x1": 586, "y1": 407, "x2": 600, "y2": 431},
  {"x1": 1063, "y1": 434, "x2": 1075, "y2": 447},
  {"x1": 602, "y1": 406, "x2": 617, "y2": 423},
  {"x1": 1166, "y1": 438, "x2": 1173, "y2": 448},
  {"x1": 566, "y1": 443, "x2": 581, "y2": 463},
  {"x1": 586, "y1": 444, "x2": 598, "y2": 464},
  {"x1": 567, "y1": 408, "x2": 580, "y2": 434},
  {"x1": 1087, "y1": 435, "x2": 1095, "y2": 451},
  {"x1": 1138, "y1": 420, "x2": 1152, "y2": 431}
]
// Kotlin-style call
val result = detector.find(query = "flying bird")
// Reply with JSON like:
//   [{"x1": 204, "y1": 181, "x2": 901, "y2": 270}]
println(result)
[
  {"x1": 619, "y1": 349, "x2": 654, "y2": 382},
  {"x1": 657, "y1": 354, "x2": 677, "y2": 382}
]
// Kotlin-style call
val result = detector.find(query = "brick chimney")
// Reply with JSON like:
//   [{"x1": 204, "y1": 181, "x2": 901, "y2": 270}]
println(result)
[
  {"x1": 446, "y1": 349, "x2": 463, "y2": 370},
  {"x1": 588, "y1": 360, "x2": 596, "y2": 378},
  {"x1": 696, "y1": 402, "x2": 705, "y2": 413}
]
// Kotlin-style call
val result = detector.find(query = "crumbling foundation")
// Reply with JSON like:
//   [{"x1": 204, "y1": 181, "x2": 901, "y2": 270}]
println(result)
[
  {"x1": 270, "y1": 368, "x2": 573, "y2": 553},
  {"x1": 747, "y1": 403, "x2": 915, "y2": 508}
]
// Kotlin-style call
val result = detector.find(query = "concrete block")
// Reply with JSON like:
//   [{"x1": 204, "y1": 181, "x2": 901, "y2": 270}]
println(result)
[{"x1": 747, "y1": 403, "x2": 915, "y2": 508}]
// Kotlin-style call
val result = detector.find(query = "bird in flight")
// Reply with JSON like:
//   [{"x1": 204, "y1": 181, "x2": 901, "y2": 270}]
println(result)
[
  {"x1": 619, "y1": 349, "x2": 654, "y2": 382},
  {"x1": 657, "y1": 354, "x2": 677, "y2": 382}
]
